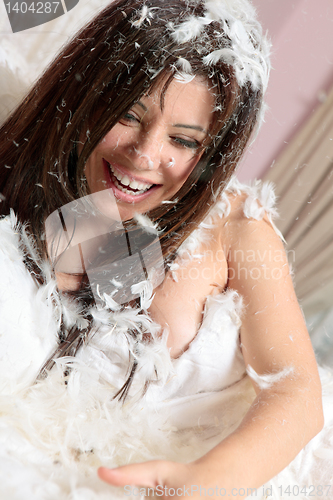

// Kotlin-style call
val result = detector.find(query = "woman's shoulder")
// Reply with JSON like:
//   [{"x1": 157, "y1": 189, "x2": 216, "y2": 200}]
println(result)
[
  {"x1": 208, "y1": 176, "x2": 284, "y2": 248},
  {"x1": 174, "y1": 176, "x2": 282, "y2": 269},
  {"x1": 213, "y1": 176, "x2": 279, "y2": 222}
]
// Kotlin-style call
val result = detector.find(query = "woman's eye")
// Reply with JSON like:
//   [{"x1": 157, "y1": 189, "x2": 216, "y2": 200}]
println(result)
[
  {"x1": 121, "y1": 112, "x2": 140, "y2": 124},
  {"x1": 172, "y1": 137, "x2": 200, "y2": 150}
]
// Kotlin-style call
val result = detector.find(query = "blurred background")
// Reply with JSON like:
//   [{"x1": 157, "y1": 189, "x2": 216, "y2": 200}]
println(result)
[
  {"x1": 1, "y1": 0, "x2": 333, "y2": 365},
  {"x1": 241, "y1": 0, "x2": 333, "y2": 366}
]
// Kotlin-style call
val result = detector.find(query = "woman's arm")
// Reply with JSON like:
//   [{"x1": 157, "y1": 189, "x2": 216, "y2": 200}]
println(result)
[
  {"x1": 98, "y1": 201, "x2": 324, "y2": 497},
  {"x1": 192, "y1": 208, "x2": 324, "y2": 489}
]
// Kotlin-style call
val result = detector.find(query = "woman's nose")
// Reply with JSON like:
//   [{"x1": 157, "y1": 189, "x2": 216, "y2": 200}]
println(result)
[{"x1": 129, "y1": 134, "x2": 163, "y2": 171}]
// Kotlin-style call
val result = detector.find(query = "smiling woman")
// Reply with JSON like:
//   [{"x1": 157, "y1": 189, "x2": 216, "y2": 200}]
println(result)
[
  {"x1": 0, "y1": 0, "x2": 333, "y2": 499},
  {"x1": 84, "y1": 78, "x2": 215, "y2": 220}
]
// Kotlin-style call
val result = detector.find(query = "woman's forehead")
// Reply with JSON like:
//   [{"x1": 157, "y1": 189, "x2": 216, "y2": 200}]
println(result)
[{"x1": 141, "y1": 73, "x2": 215, "y2": 109}]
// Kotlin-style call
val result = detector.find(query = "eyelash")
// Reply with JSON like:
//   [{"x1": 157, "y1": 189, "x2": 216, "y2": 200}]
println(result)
[
  {"x1": 121, "y1": 113, "x2": 201, "y2": 150},
  {"x1": 171, "y1": 137, "x2": 200, "y2": 150},
  {"x1": 122, "y1": 112, "x2": 140, "y2": 123}
]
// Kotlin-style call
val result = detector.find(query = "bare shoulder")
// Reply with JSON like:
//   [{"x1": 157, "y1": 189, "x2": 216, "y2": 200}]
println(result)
[
  {"x1": 216, "y1": 186, "x2": 292, "y2": 308},
  {"x1": 216, "y1": 186, "x2": 281, "y2": 257}
]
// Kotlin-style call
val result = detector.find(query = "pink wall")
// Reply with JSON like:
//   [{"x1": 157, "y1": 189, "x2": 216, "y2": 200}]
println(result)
[{"x1": 238, "y1": 0, "x2": 333, "y2": 181}]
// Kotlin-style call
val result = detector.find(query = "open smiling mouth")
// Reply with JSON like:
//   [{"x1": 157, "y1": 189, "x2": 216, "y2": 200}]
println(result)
[{"x1": 104, "y1": 160, "x2": 158, "y2": 197}]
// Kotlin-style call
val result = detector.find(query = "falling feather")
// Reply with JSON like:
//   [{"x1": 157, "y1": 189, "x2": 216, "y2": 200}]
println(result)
[{"x1": 133, "y1": 213, "x2": 161, "y2": 235}]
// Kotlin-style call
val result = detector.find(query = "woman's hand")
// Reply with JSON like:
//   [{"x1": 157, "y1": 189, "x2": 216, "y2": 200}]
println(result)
[
  {"x1": 98, "y1": 461, "x2": 193, "y2": 499},
  {"x1": 98, "y1": 460, "x2": 248, "y2": 498}
]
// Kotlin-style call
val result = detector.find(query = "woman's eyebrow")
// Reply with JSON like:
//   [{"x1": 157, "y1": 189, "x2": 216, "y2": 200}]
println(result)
[
  {"x1": 136, "y1": 99, "x2": 206, "y2": 133},
  {"x1": 173, "y1": 124, "x2": 206, "y2": 133},
  {"x1": 136, "y1": 101, "x2": 148, "y2": 112}
]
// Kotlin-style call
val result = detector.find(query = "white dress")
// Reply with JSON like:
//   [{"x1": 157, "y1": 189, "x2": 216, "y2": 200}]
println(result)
[{"x1": 0, "y1": 180, "x2": 333, "y2": 500}]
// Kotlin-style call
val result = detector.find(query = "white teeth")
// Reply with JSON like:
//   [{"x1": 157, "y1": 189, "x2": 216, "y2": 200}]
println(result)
[
  {"x1": 113, "y1": 177, "x2": 147, "y2": 195},
  {"x1": 121, "y1": 175, "x2": 130, "y2": 186},
  {"x1": 108, "y1": 163, "x2": 153, "y2": 195}
]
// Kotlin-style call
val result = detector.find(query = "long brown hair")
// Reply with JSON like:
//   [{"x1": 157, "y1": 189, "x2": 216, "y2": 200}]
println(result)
[{"x1": 0, "y1": 0, "x2": 267, "y2": 390}]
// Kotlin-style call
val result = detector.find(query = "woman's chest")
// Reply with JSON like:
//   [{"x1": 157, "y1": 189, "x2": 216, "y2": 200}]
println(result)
[{"x1": 149, "y1": 233, "x2": 229, "y2": 358}]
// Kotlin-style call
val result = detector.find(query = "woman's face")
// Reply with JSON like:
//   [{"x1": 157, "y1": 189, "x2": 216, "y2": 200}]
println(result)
[{"x1": 84, "y1": 77, "x2": 215, "y2": 220}]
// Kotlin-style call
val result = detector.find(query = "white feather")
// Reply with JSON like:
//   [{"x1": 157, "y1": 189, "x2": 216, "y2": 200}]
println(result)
[
  {"x1": 102, "y1": 293, "x2": 121, "y2": 311},
  {"x1": 131, "y1": 5, "x2": 154, "y2": 28},
  {"x1": 131, "y1": 279, "x2": 155, "y2": 310},
  {"x1": 174, "y1": 71, "x2": 196, "y2": 84},
  {"x1": 133, "y1": 213, "x2": 161, "y2": 235},
  {"x1": 175, "y1": 57, "x2": 192, "y2": 73},
  {"x1": 171, "y1": 16, "x2": 206, "y2": 44},
  {"x1": 247, "y1": 365, "x2": 294, "y2": 390},
  {"x1": 203, "y1": 48, "x2": 236, "y2": 66}
]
